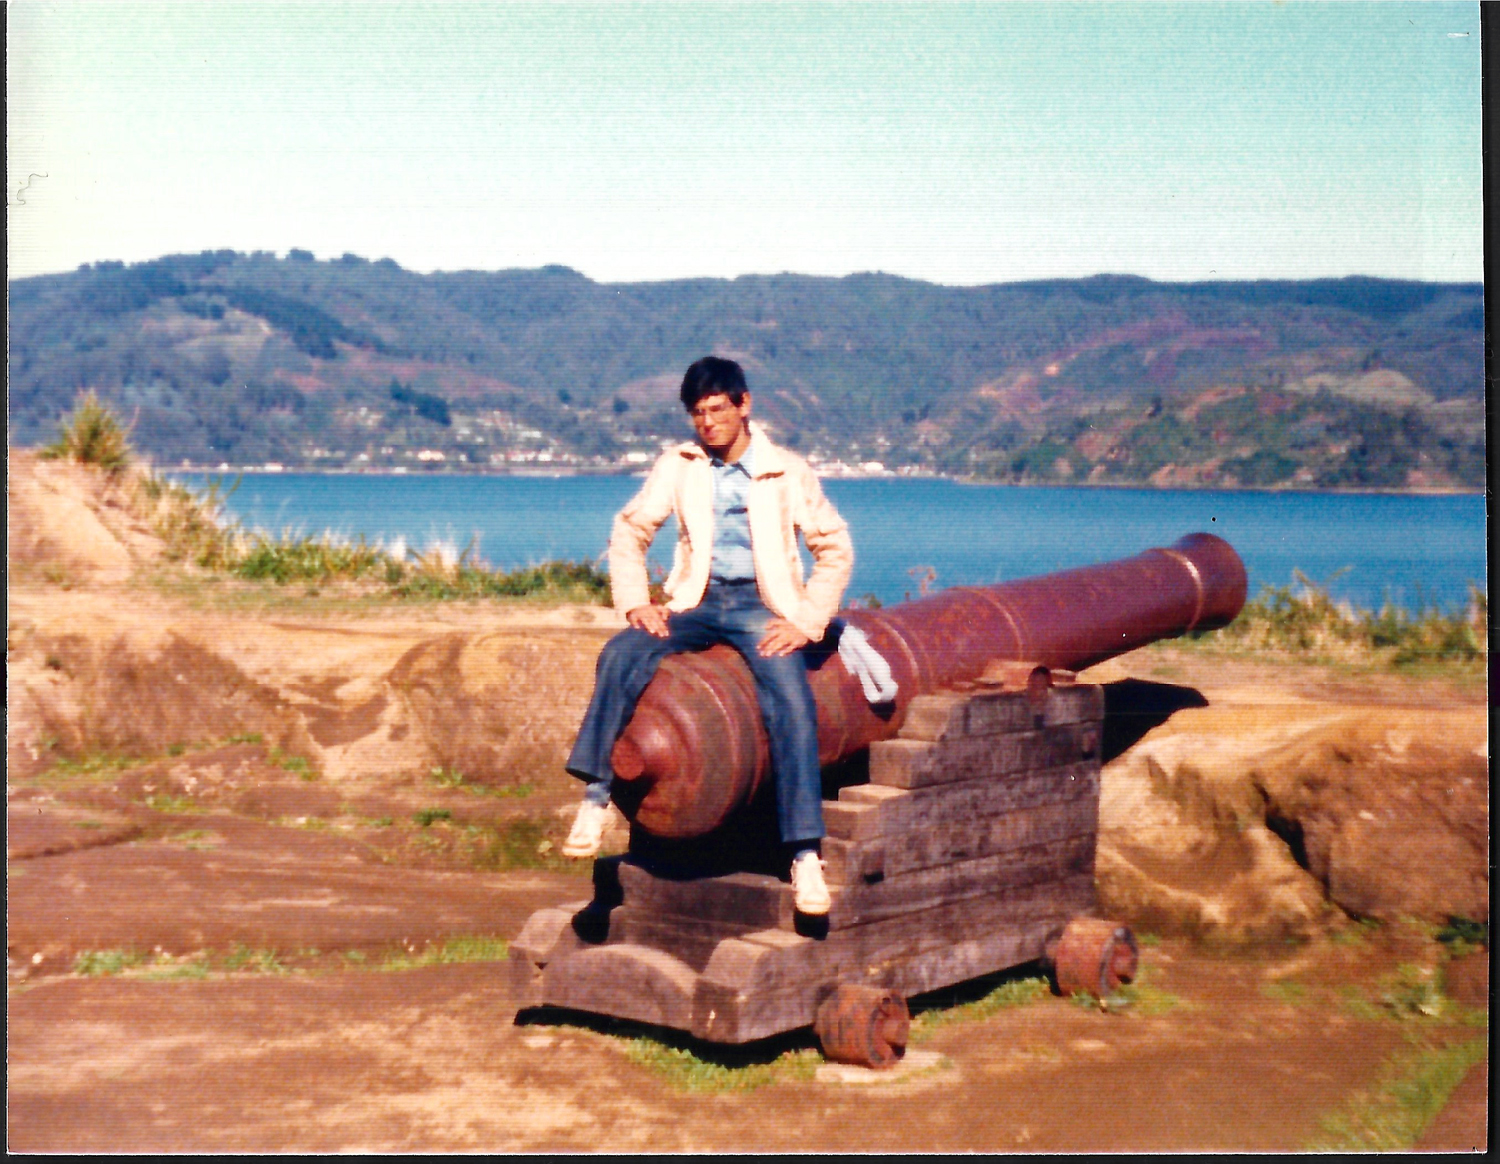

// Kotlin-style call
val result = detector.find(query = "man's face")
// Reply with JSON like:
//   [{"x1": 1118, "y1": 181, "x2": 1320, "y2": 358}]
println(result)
[{"x1": 689, "y1": 392, "x2": 752, "y2": 457}]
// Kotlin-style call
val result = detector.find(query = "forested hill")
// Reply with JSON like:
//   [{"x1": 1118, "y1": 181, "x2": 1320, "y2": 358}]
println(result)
[{"x1": 8, "y1": 250, "x2": 1485, "y2": 489}]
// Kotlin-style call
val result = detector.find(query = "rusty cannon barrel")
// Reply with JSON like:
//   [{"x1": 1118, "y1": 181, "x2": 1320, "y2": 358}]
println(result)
[{"x1": 610, "y1": 532, "x2": 1247, "y2": 838}]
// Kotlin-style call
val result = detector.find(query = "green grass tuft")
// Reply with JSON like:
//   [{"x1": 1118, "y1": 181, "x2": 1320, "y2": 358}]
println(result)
[
  {"x1": 911, "y1": 975, "x2": 1050, "y2": 1040},
  {"x1": 221, "y1": 945, "x2": 288, "y2": 974},
  {"x1": 377, "y1": 936, "x2": 510, "y2": 971},
  {"x1": 268, "y1": 747, "x2": 318, "y2": 781},
  {"x1": 42, "y1": 391, "x2": 133, "y2": 471},
  {"x1": 622, "y1": 1040, "x2": 822, "y2": 1093},
  {"x1": 1307, "y1": 1036, "x2": 1487, "y2": 1151},
  {"x1": 73, "y1": 948, "x2": 148, "y2": 976}
]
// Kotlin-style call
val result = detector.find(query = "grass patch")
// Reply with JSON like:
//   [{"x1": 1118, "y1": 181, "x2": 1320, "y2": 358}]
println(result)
[
  {"x1": 221, "y1": 946, "x2": 288, "y2": 974},
  {"x1": 69, "y1": 946, "x2": 314, "y2": 980},
  {"x1": 1329, "y1": 917, "x2": 1384, "y2": 947},
  {"x1": 1065, "y1": 963, "x2": 1185, "y2": 1017},
  {"x1": 910, "y1": 974, "x2": 1050, "y2": 1041},
  {"x1": 1435, "y1": 917, "x2": 1488, "y2": 959},
  {"x1": 622, "y1": 1039, "x2": 822, "y2": 1093},
  {"x1": 1182, "y1": 570, "x2": 1486, "y2": 672},
  {"x1": 376, "y1": 936, "x2": 510, "y2": 971},
  {"x1": 136, "y1": 957, "x2": 212, "y2": 981},
  {"x1": 135, "y1": 464, "x2": 611, "y2": 605},
  {"x1": 1338, "y1": 963, "x2": 1459, "y2": 1024},
  {"x1": 144, "y1": 793, "x2": 205, "y2": 814},
  {"x1": 269, "y1": 747, "x2": 317, "y2": 781},
  {"x1": 163, "y1": 828, "x2": 220, "y2": 850},
  {"x1": 428, "y1": 766, "x2": 535, "y2": 799},
  {"x1": 73, "y1": 948, "x2": 149, "y2": 976},
  {"x1": 467, "y1": 816, "x2": 581, "y2": 873},
  {"x1": 41, "y1": 752, "x2": 146, "y2": 783},
  {"x1": 1260, "y1": 978, "x2": 1310, "y2": 1006},
  {"x1": 1306, "y1": 1035, "x2": 1488, "y2": 1151}
]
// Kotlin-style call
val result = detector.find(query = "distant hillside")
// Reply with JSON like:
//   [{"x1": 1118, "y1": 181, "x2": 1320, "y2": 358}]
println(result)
[{"x1": 7, "y1": 251, "x2": 1485, "y2": 489}]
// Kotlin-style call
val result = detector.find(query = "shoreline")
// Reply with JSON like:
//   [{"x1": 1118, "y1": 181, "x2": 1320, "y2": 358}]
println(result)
[{"x1": 154, "y1": 462, "x2": 1485, "y2": 499}]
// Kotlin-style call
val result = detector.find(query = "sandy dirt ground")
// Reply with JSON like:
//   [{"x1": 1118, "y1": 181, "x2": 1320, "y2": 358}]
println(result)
[{"x1": 6, "y1": 455, "x2": 1489, "y2": 1152}]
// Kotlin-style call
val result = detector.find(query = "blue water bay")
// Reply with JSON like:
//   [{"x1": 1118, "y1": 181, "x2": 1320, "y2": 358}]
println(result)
[{"x1": 173, "y1": 472, "x2": 1486, "y2": 615}]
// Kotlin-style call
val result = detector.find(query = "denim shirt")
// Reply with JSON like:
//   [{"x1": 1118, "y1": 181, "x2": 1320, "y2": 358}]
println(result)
[{"x1": 709, "y1": 444, "x2": 756, "y2": 582}]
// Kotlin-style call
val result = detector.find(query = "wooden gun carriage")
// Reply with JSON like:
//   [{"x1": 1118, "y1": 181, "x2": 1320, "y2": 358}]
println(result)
[{"x1": 510, "y1": 535, "x2": 1246, "y2": 1066}]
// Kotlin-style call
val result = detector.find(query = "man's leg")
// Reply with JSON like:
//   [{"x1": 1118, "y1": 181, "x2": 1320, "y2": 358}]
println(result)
[
  {"x1": 562, "y1": 609, "x2": 717, "y2": 856},
  {"x1": 716, "y1": 602, "x2": 830, "y2": 913},
  {"x1": 565, "y1": 626, "x2": 679, "y2": 793},
  {"x1": 736, "y1": 646, "x2": 826, "y2": 846}
]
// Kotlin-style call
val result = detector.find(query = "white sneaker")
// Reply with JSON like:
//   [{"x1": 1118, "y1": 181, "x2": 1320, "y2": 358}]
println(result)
[
  {"x1": 562, "y1": 800, "x2": 611, "y2": 859},
  {"x1": 791, "y1": 851, "x2": 832, "y2": 915}
]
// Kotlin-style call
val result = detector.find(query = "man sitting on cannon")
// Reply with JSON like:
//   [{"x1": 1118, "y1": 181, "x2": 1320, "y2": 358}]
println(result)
[{"x1": 560, "y1": 355, "x2": 854, "y2": 916}]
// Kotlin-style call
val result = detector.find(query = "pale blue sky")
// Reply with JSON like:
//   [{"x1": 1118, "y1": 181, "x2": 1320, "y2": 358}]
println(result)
[{"x1": 6, "y1": 1, "x2": 1484, "y2": 285}]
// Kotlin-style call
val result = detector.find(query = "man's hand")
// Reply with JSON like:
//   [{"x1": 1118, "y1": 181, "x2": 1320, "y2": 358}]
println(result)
[
  {"x1": 758, "y1": 617, "x2": 811, "y2": 657},
  {"x1": 627, "y1": 604, "x2": 671, "y2": 638}
]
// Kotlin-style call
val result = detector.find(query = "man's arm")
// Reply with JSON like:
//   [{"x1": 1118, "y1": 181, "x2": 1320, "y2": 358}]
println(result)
[
  {"x1": 607, "y1": 454, "x2": 678, "y2": 622},
  {"x1": 786, "y1": 460, "x2": 855, "y2": 641}
]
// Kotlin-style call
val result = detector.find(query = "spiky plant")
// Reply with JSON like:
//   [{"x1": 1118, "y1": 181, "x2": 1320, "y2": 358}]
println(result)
[{"x1": 43, "y1": 391, "x2": 134, "y2": 471}]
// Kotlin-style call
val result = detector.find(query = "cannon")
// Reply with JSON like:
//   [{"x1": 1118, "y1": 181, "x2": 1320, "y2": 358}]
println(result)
[
  {"x1": 610, "y1": 532, "x2": 1247, "y2": 838},
  {"x1": 511, "y1": 533, "x2": 1247, "y2": 1066}
]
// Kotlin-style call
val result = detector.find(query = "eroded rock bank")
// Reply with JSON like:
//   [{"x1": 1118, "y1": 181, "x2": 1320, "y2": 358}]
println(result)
[{"x1": 1093, "y1": 693, "x2": 1488, "y2": 942}]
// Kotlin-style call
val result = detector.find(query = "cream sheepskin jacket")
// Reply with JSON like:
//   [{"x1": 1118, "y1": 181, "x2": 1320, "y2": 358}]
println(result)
[{"x1": 608, "y1": 423, "x2": 854, "y2": 642}]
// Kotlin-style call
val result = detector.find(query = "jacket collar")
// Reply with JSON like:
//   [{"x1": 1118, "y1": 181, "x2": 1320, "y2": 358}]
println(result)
[{"x1": 677, "y1": 421, "x2": 786, "y2": 477}]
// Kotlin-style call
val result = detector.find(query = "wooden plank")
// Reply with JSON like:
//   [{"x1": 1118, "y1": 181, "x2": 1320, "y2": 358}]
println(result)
[
  {"x1": 614, "y1": 908, "x2": 762, "y2": 973},
  {"x1": 884, "y1": 924, "x2": 1052, "y2": 999},
  {"x1": 895, "y1": 692, "x2": 982, "y2": 742},
  {"x1": 897, "y1": 684, "x2": 1103, "y2": 742},
  {"x1": 826, "y1": 795, "x2": 1098, "y2": 884},
  {"x1": 690, "y1": 873, "x2": 1093, "y2": 1042},
  {"x1": 827, "y1": 834, "x2": 1095, "y2": 929},
  {"x1": 837, "y1": 783, "x2": 908, "y2": 805},
  {"x1": 1039, "y1": 683, "x2": 1105, "y2": 727},
  {"x1": 615, "y1": 861, "x2": 794, "y2": 930},
  {"x1": 839, "y1": 760, "x2": 1099, "y2": 841},
  {"x1": 700, "y1": 872, "x2": 1091, "y2": 1000},
  {"x1": 615, "y1": 770, "x2": 1097, "y2": 903},
  {"x1": 869, "y1": 721, "x2": 1101, "y2": 789},
  {"x1": 541, "y1": 943, "x2": 700, "y2": 1031},
  {"x1": 821, "y1": 835, "x2": 886, "y2": 886},
  {"x1": 822, "y1": 799, "x2": 882, "y2": 843}
]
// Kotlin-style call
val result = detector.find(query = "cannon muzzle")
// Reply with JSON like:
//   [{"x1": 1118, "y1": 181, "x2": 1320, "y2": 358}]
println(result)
[{"x1": 610, "y1": 532, "x2": 1246, "y2": 838}]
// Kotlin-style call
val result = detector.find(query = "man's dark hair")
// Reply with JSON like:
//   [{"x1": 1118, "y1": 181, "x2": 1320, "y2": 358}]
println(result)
[{"x1": 680, "y1": 356, "x2": 748, "y2": 410}]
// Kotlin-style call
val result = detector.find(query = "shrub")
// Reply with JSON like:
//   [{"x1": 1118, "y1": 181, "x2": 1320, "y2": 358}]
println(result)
[
  {"x1": 42, "y1": 391, "x2": 133, "y2": 470},
  {"x1": 1196, "y1": 571, "x2": 1486, "y2": 669}
]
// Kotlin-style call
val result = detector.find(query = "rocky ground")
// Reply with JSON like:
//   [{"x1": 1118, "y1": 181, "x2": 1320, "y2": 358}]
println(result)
[{"x1": 6, "y1": 452, "x2": 1489, "y2": 1152}]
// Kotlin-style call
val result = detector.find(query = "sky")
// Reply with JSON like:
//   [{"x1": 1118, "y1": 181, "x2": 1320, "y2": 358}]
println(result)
[{"x1": 5, "y1": 1, "x2": 1485, "y2": 287}]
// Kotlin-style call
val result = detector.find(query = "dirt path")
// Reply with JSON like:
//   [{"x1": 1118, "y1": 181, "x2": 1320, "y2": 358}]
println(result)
[{"x1": 7, "y1": 924, "x2": 1486, "y2": 1153}]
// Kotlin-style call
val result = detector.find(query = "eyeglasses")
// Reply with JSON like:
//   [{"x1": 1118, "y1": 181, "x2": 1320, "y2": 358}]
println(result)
[{"x1": 690, "y1": 401, "x2": 739, "y2": 422}]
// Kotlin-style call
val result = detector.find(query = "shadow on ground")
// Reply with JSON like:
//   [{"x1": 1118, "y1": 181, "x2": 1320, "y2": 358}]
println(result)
[{"x1": 1100, "y1": 678, "x2": 1209, "y2": 762}]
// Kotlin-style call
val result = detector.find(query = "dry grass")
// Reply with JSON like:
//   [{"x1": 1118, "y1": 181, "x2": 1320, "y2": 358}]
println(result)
[
  {"x1": 42, "y1": 391, "x2": 134, "y2": 471},
  {"x1": 1187, "y1": 570, "x2": 1486, "y2": 671}
]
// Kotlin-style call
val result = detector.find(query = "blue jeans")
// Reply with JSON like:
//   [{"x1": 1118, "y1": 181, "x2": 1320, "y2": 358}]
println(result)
[{"x1": 566, "y1": 580, "x2": 825, "y2": 845}]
